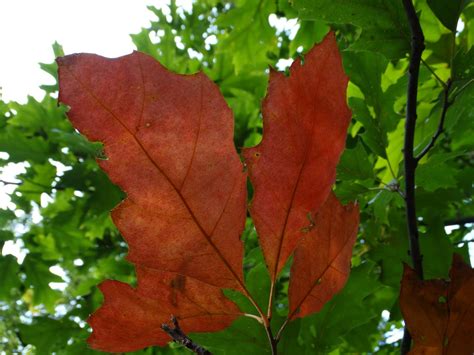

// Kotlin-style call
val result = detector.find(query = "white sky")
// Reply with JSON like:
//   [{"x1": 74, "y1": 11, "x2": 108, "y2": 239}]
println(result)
[
  {"x1": 0, "y1": 0, "x2": 165, "y2": 103},
  {"x1": 0, "y1": 0, "x2": 295, "y2": 103}
]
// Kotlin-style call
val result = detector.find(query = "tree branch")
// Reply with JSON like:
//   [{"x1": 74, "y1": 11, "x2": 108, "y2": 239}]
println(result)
[
  {"x1": 420, "y1": 58, "x2": 448, "y2": 88},
  {"x1": 161, "y1": 316, "x2": 211, "y2": 355},
  {"x1": 0, "y1": 179, "x2": 21, "y2": 186},
  {"x1": 401, "y1": 0, "x2": 425, "y2": 353},
  {"x1": 445, "y1": 216, "x2": 474, "y2": 226},
  {"x1": 456, "y1": 238, "x2": 474, "y2": 245},
  {"x1": 265, "y1": 324, "x2": 278, "y2": 355},
  {"x1": 415, "y1": 80, "x2": 452, "y2": 163}
]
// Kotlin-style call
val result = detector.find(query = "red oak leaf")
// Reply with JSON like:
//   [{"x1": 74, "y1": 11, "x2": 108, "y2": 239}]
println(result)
[
  {"x1": 400, "y1": 254, "x2": 474, "y2": 354},
  {"x1": 243, "y1": 32, "x2": 352, "y2": 285},
  {"x1": 58, "y1": 52, "x2": 247, "y2": 351},
  {"x1": 88, "y1": 267, "x2": 240, "y2": 352},
  {"x1": 58, "y1": 31, "x2": 358, "y2": 352},
  {"x1": 288, "y1": 192, "x2": 359, "y2": 319}
]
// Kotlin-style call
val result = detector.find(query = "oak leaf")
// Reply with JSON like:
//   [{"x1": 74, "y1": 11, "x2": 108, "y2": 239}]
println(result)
[
  {"x1": 58, "y1": 52, "x2": 247, "y2": 351},
  {"x1": 243, "y1": 32, "x2": 352, "y2": 283},
  {"x1": 400, "y1": 254, "x2": 474, "y2": 354},
  {"x1": 88, "y1": 267, "x2": 240, "y2": 352},
  {"x1": 57, "y1": 32, "x2": 358, "y2": 352},
  {"x1": 288, "y1": 192, "x2": 359, "y2": 319}
]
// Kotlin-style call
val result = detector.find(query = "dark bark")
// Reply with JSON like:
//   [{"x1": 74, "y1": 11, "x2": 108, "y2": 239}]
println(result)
[
  {"x1": 401, "y1": 0, "x2": 425, "y2": 353},
  {"x1": 162, "y1": 316, "x2": 211, "y2": 355}
]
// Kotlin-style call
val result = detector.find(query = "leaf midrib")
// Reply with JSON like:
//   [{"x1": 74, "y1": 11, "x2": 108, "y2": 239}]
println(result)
[
  {"x1": 62, "y1": 58, "x2": 245, "y2": 291},
  {"x1": 271, "y1": 50, "x2": 331, "y2": 280},
  {"x1": 288, "y1": 218, "x2": 354, "y2": 320}
]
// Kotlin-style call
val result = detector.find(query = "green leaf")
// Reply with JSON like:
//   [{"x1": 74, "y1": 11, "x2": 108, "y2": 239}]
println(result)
[
  {"x1": 452, "y1": 47, "x2": 474, "y2": 92},
  {"x1": 427, "y1": 0, "x2": 472, "y2": 32},
  {"x1": 246, "y1": 259, "x2": 271, "y2": 316},
  {"x1": 446, "y1": 85, "x2": 474, "y2": 150},
  {"x1": 416, "y1": 162, "x2": 459, "y2": 192},
  {"x1": 39, "y1": 42, "x2": 64, "y2": 93},
  {"x1": 349, "y1": 97, "x2": 387, "y2": 158},
  {"x1": 420, "y1": 227, "x2": 454, "y2": 279},
  {"x1": 334, "y1": 181, "x2": 371, "y2": 203},
  {"x1": 0, "y1": 230, "x2": 14, "y2": 248},
  {"x1": 19, "y1": 317, "x2": 79, "y2": 354},
  {"x1": 17, "y1": 162, "x2": 56, "y2": 204},
  {"x1": 51, "y1": 129, "x2": 103, "y2": 156},
  {"x1": 0, "y1": 209, "x2": 16, "y2": 227},
  {"x1": 338, "y1": 140, "x2": 374, "y2": 180},
  {"x1": 131, "y1": 18, "x2": 200, "y2": 74},
  {"x1": 276, "y1": 318, "x2": 306, "y2": 353},
  {"x1": 371, "y1": 190, "x2": 396, "y2": 225},
  {"x1": 192, "y1": 316, "x2": 270, "y2": 354},
  {"x1": 216, "y1": 0, "x2": 276, "y2": 72},
  {"x1": 0, "y1": 255, "x2": 20, "y2": 300},
  {"x1": 290, "y1": 20, "x2": 329, "y2": 55},
  {"x1": 371, "y1": 233, "x2": 410, "y2": 288},
  {"x1": 376, "y1": 119, "x2": 405, "y2": 182},
  {"x1": 344, "y1": 51, "x2": 403, "y2": 133},
  {"x1": 22, "y1": 255, "x2": 62, "y2": 311},
  {"x1": 296, "y1": 262, "x2": 396, "y2": 353},
  {"x1": 0, "y1": 126, "x2": 49, "y2": 163},
  {"x1": 294, "y1": 0, "x2": 410, "y2": 59},
  {"x1": 9, "y1": 95, "x2": 68, "y2": 132}
]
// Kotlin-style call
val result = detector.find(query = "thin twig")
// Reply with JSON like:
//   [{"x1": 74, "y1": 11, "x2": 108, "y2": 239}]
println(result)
[
  {"x1": 401, "y1": 0, "x2": 425, "y2": 353},
  {"x1": 161, "y1": 316, "x2": 211, "y2": 355},
  {"x1": 0, "y1": 179, "x2": 21, "y2": 186},
  {"x1": 0, "y1": 177, "x2": 54, "y2": 190},
  {"x1": 376, "y1": 178, "x2": 406, "y2": 199},
  {"x1": 421, "y1": 58, "x2": 448, "y2": 88},
  {"x1": 275, "y1": 319, "x2": 289, "y2": 342},
  {"x1": 451, "y1": 78, "x2": 474, "y2": 100},
  {"x1": 243, "y1": 290, "x2": 276, "y2": 354},
  {"x1": 386, "y1": 157, "x2": 398, "y2": 181},
  {"x1": 456, "y1": 238, "x2": 474, "y2": 245},
  {"x1": 415, "y1": 80, "x2": 452, "y2": 163},
  {"x1": 243, "y1": 313, "x2": 265, "y2": 324},
  {"x1": 445, "y1": 216, "x2": 474, "y2": 226},
  {"x1": 265, "y1": 324, "x2": 278, "y2": 355}
]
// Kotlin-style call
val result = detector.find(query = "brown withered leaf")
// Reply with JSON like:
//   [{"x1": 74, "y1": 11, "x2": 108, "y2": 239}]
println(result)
[{"x1": 400, "y1": 254, "x2": 474, "y2": 354}]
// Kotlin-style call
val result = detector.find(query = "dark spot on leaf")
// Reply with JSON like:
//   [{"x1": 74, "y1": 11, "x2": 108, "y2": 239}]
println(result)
[
  {"x1": 301, "y1": 212, "x2": 316, "y2": 233},
  {"x1": 170, "y1": 274, "x2": 186, "y2": 291}
]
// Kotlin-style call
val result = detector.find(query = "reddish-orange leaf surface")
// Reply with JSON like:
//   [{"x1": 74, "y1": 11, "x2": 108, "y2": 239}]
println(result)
[
  {"x1": 89, "y1": 267, "x2": 240, "y2": 352},
  {"x1": 58, "y1": 33, "x2": 359, "y2": 352},
  {"x1": 243, "y1": 32, "x2": 352, "y2": 280},
  {"x1": 288, "y1": 193, "x2": 359, "y2": 319},
  {"x1": 58, "y1": 52, "x2": 247, "y2": 350},
  {"x1": 400, "y1": 254, "x2": 474, "y2": 354}
]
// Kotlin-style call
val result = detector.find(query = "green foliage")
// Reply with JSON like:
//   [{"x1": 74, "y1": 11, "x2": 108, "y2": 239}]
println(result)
[
  {"x1": 18, "y1": 317, "x2": 80, "y2": 354},
  {"x1": 427, "y1": 0, "x2": 472, "y2": 31},
  {"x1": 294, "y1": 0, "x2": 410, "y2": 59},
  {"x1": 1, "y1": 1, "x2": 473, "y2": 354}
]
